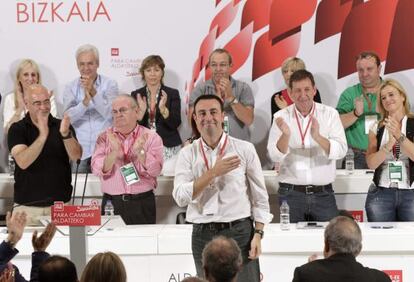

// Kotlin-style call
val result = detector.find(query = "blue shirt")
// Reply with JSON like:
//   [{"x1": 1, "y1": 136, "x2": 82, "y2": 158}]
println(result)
[{"x1": 63, "y1": 74, "x2": 118, "y2": 159}]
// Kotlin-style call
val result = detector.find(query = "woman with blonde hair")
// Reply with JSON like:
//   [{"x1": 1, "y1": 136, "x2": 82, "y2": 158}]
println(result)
[
  {"x1": 270, "y1": 57, "x2": 322, "y2": 123},
  {"x1": 80, "y1": 252, "x2": 126, "y2": 282},
  {"x1": 365, "y1": 78, "x2": 414, "y2": 221},
  {"x1": 3, "y1": 59, "x2": 57, "y2": 132}
]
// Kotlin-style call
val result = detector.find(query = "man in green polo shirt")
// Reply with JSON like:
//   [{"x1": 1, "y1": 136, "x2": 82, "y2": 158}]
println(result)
[{"x1": 336, "y1": 51, "x2": 382, "y2": 169}]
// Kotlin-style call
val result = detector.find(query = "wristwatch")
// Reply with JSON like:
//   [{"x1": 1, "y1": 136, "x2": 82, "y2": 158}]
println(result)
[
  {"x1": 229, "y1": 97, "x2": 239, "y2": 106},
  {"x1": 254, "y1": 229, "x2": 264, "y2": 239},
  {"x1": 61, "y1": 131, "x2": 72, "y2": 140},
  {"x1": 398, "y1": 134, "x2": 406, "y2": 144}
]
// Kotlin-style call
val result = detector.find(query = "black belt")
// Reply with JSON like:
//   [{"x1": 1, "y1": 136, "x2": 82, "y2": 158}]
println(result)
[
  {"x1": 194, "y1": 217, "x2": 251, "y2": 231},
  {"x1": 280, "y1": 183, "x2": 333, "y2": 194},
  {"x1": 104, "y1": 190, "x2": 153, "y2": 202}
]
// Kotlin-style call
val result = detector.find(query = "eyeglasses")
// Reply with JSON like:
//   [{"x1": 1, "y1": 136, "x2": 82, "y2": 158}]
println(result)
[
  {"x1": 210, "y1": 63, "x2": 229, "y2": 69},
  {"x1": 111, "y1": 107, "x2": 135, "y2": 115},
  {"x1": 32, "y1": 100, "x2": 51, "y2": 107}
]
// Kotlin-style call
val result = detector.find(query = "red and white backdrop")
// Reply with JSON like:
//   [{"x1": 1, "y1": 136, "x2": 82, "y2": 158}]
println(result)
[{"x1": 1, "y1": 0, "x2": 414, "y2": 168}]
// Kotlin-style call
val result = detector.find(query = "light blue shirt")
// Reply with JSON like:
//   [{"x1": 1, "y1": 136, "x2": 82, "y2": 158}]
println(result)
[{"x1": 63, "y1": 74, "x2": 118, "y2": 160}]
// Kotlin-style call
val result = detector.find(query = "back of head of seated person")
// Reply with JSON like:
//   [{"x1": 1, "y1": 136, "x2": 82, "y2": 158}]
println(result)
[
  {"x1": 80, "y1": 251, "x2": 126, "y2": 282},
  {"x1": 38, "y1": 255, "x2": 78, "y2": 282},
  {"x1": 202, "y1": 236, "x2": 242, "y2": 282}
]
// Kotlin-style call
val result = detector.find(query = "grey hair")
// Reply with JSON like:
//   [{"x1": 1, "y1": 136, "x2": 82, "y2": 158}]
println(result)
[
  {"x1": 113, "y1": 94, "x2": 138, "y2": 108},
  {"x1": 324, "y1": 216, "x2": 362, "y2": 257},
  {"x1": 75, "y1": 44, "x2": 100, "y2": 65}
]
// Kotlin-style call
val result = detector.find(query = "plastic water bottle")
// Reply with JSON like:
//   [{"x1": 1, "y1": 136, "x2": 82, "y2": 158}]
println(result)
[
  {"x1": 8, "y1": 154, "x2": 15, "y2": 175},
  {"x1": 104, "y1": 200, "x2": 114, "y2": 216},
  {"x1": 223, "y1": 116, "x2": 229, "y2": 134},
  {"x1": 280, "y1": 201, "x2": 290, "y2": 230},
  {"x1": 345, "y1": 148, "x2": 355, "y2": 174}
]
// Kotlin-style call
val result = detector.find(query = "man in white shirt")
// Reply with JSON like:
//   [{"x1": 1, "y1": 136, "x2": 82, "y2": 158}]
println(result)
[
  {"x1": 267, "y1": 70, "x2": 347, "y2": 222},
  {"x1": 174, "y1": 94, "x2": 272, "y2": 282}
]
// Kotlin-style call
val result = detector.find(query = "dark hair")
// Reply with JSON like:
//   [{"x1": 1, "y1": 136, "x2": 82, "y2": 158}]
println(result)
[
  {"x1": 38, "y1": 255, "x2": 78, "y2": 282},
  {"x1": 202, "y1": 236, "x2": 242, "y2": 282},
  {"x1": 208, "y1": 48, "x2": 233, "y2": 66},
  {"x1": 139, "y1": 55, "x2": 165, "y2": 83},
  {"x1": 356, "y1": 51, "x2": 381, "y2": 67},
  {"x1": 193, "y1": 94, "x2": 224, "y2": 113},
  {"x1": 289, "y1": 69, "x2": 315, "y2": 89}
]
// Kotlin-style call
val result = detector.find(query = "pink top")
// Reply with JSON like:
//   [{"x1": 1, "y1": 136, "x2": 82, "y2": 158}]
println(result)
[{"x1": 91, "y1": 125, "x2": 164, "y2": 195}]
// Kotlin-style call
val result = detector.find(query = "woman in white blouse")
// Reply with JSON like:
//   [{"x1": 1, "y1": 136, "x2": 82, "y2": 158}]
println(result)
[
  {"x1": 3, "y1": 59, "x2": 56, "y2": 132},
  {"x1": 365, "y1": 78, "x2": 414, "y2": 221}
]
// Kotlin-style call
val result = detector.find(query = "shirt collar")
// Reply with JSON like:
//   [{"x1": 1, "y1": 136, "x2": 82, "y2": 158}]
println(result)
[
  {"x1": 200, "y1": 132, "x2": 227, "y2": 152},
  {"x1": 24, "y1": 112, "x2": 55, "y2": 126},
  {"x1": 112, "y1": 123, "x2": 140, "y2": 140},
  {"x1": 293, "y1": 102, "x2": 316, "y2": 119}
]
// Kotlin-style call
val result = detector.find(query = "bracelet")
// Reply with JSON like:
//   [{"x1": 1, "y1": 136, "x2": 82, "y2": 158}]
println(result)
[
  {"x1": 353, "y1": 109, "x2": 362, "y2": 118},
  {"x1": 254, "y1": 229, "x2": 264, "y2": 239},
  {"x1": 61, "y1": 131, "x2": 72, "y2": 140}
]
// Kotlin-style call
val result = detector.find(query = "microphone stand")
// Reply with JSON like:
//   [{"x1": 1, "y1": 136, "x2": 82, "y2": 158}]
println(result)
[
  {"x1": 80, "y1": 159, "x2": 91, "y2": 205},
  {"x1": 72, "y1": 159, "x2": 81, "y2": 205}
]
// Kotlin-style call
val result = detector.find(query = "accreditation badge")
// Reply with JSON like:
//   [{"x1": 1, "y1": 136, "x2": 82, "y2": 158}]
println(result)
[
  {"x1": 365, "y1": 114, "x2": 377, "y2": 134},
  {"x1": 120, "y1": 162, "x2": 140, "y2": 185},
  {"x1": 388, "y1": 161, "x2": 403, "y2": 182}
]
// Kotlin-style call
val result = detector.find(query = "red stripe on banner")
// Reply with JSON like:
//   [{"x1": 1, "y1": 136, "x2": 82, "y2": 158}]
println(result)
[
  {"x1": 209, "y1": 1, "x2": 239, "y2": 38},
  {"x1": 269, "y1": 0, "x2": 317, "y2": 43},
  {"x1": 252, "y1": 32, "x2": 300, "y2": 81},
  {"x1": 314, "y1": 0, "x2": 363, "y2": 44},
  {"x1": 223, "y1": 22, "x2": 253, "y2": 75},
  {"x1": 337, "y1": 0, "x2": 398, "y2": 78},
  {"x1": 198, "y1": 26, "x2": 218, "y2": 70},
  {"x1": 240, "y1": 0, "x2": 272, "y2": 32},
  {"x1": 385, "y1": 0, "x2": 414, "y2": 74}
]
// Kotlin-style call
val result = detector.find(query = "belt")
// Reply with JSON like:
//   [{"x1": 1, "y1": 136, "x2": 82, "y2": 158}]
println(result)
[
  {"x1": 104, "y1": 190, "x2": 153, "y2": 202},
  {"x1": 350, "y1": 147, "x2": 366, "y2": 154},
  {"x1": 194, "y1": 217, "x2": 251, "y2": 231},
  {"x1": 280, "y1": 183, "x2": 333, "y2": 194}
]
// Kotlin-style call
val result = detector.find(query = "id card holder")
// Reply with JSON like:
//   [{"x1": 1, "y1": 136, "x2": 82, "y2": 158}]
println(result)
[
  {"x1": 365, "y1": 114, "x2": 377, "y2": 134},
  {"x1": 388, "y1": 161, "x2": 403, "y2": 181},
  {"x1": 120, "y1": 162, "x2": 140, "y2": 185}
]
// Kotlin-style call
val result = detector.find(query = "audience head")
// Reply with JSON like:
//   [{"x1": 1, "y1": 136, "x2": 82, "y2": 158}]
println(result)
[
  {"x1": 76, "y1": 44, "x2": 99, "y2": 80},
  {"x1": 182, "y1": 277, "x2": 205, "y2": 282},
  {"x1": 281, "y1": 57, "x2": 306, "y2": 87},
  {"x1": 208, "y1": 48, "x2": 233, "y2": 83},
  {"x1": 193, "y1": 94, "x2": 224, "y2": 140},
  {"x1": 355, "y1": 51, "x2": 381, "y2": 89},
  {"x1": 324, "y1": 216, "x2": 362, "y2": 258},
  {"x1": 289, "y1": 69, "x2": 316, "y2": 115},
  {"x1": 202, "y1": 236, "x2": 242, "y2": 282},
  {"x1": 14, "y1": 59, "x2": 41, "y2": 109},
  {"x1": 38, "y1": 255, "x2": 78, "y2": 282},
  {"x1": 24, "y1": 84, "x2": 51, "y2": 120},
  {"x1": 80, "y1": 252, "x2": 126, "y2": 282},
  {"x1": 139, "y1": 55, "x2": 165, "y2": 85},
  {"x1": 378, "y1": 78, "x2": 412, "y2": 123},
  {"x1": 111, "y1": 94, "x2": 139, "y2": 134}
]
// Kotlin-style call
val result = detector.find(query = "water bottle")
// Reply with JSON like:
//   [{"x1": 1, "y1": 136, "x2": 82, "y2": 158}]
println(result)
[
  {"x1": 223, "y1": 115, "x2": 229, "y2": 134},
  {"x1": 345, "y1": 148, "x2": 355, "y2": 174},
  {"x1": 280, "y1": 201, "x2": 290, "y2": 230},
  {"x1": 104, "y1": 200, "x2": 114, "y2": 216},
  {"x1": 8, "y1": 154, "x2": 15, "y2": 175}
]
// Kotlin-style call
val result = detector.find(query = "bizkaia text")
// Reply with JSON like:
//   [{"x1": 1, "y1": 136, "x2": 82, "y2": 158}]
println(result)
[{"x1": 16, "y1": 0, "x2": 111, "y2": 23}]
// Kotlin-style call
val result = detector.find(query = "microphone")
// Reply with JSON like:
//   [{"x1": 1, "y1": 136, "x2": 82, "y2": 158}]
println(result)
[
  {"x1": 80, "y1": 159, "x2": 91, "y2": 205},
  {"x1": 72, "y1": 159, "x2": 81, "y2": 205},
  {"x1": 13, "y1": 197, "x2": 54, "y2": 209}
]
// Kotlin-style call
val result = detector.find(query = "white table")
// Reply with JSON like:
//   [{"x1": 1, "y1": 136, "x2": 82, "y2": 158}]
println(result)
[
  {"x1": 5, "y1": 222, "x2": 413, "y2": 281},
  {"x1": 0, "y1": 170, "x2": 375, "y2": 223}
]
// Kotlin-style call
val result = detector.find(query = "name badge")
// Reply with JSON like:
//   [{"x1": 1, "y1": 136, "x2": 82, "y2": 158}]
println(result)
[
  {"x1": 388, "y1": 161, "x2": 403, "y2": 181},
  {"x1": 365, "y1": 114, "x2": 377, "y2": 134},
  {"x1": 120, "y1": 162, "x2": 140, "y2": 185}
]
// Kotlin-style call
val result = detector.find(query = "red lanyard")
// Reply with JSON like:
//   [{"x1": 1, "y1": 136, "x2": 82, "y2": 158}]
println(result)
[
  {"x1": 294, "y1": 104, "x2": 315, "y2": 148},
  {"x1": 199, "y1": 135, "x2": 228, "y2": 170},
  {"x1": 113, "y1": 127, "x2": 140, "y2": 162}
]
